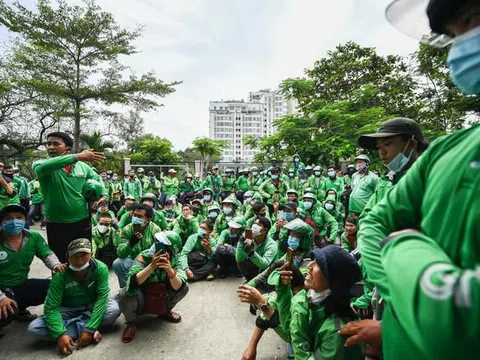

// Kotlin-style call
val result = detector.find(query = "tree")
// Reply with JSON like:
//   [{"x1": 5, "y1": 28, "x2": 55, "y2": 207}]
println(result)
[
  {"x1": 80, "y1": 131, "x2": 114, "y2": 151},
  {"x1": 114, "y1": 108, "x2": 145, "y2": 150},
  {"x1": 192, "y1": 137, "x2": 229, "y2": 172},
  {"x1": 128, "y1": 134, "x2": 180, "y2": 165},
  {"x1": 0, "y1": 0, "x2": 180, "y2": 151}
]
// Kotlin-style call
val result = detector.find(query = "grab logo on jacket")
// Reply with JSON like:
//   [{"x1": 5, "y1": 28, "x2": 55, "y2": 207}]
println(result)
[{"x1": 0, "y1": 251, "x2": 7, "y2": 261}]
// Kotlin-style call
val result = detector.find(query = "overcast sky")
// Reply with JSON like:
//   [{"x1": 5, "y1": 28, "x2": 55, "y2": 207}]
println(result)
[{"x1": 0, "y1": 0, "x2": 420, "y2": 150}]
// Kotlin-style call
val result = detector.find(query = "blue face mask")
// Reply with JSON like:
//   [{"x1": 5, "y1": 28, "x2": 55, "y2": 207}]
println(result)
[
  {"x1": 325, "y1": 203, "x2": 334, "y2": 211},
  {"x1": 229, "y1": 232, "x2": 238, "y2": 239},
  {"x1": 203, "y1": 195, "x2": 211, "y2": 202},
  {"x1": 304, "y1": 201, "x2": 312, "y2": 210},
  {"x1": 209, "y1": 211, "x2": 218, "y2": 218},
  {"x1": 271, "y1": 175, "x2": 278, "y2": 180},
  {"x1": 447, "y1": 26, "x2": 480, "y2": 95},
  {"x1": 287, "y1": 236, "x2": 300, "y2": 250},
  {"x1": 198, "y1": 228, "x2": 207, "y2": 238},
  {"x1": 131, "y1": 216, "x2": 145, "y2": 226},
  {"x1": 2, "y1": 219, "x2": 26, "y2": 235},
  {"x1": 284, "y1": 213, "x2": 294, "y2": 222}
]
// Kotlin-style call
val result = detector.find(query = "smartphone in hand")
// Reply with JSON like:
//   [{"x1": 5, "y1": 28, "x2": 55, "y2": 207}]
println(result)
[{"x1": 245, "y1": 229, "x2": 253, "y2": 240}]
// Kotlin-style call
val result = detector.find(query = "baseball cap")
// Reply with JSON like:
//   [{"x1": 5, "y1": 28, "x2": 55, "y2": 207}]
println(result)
[
  {"x1": 68, "y1": 238, "x2": 92, "y2": 257},
  {"x1": 358, "y1": 117, "x2": 425, "y2": 150}
]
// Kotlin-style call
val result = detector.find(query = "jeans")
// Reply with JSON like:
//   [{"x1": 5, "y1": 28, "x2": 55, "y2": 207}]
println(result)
[
  {"x1": 214, "y1": 247, "x2": 238, "y2": 275},
  {"x1": 46, "y1": 217, "x2": 92, "y2": 263},
  {"x1": 27, "y1": 298, "x2": 120, "y2": 341},
  {"x1": 28, "y1": 203, "x2": 45, "y2": 225},
  {"x1": 112, "y1": 257, "x2": 134, "y2": 288},
  {"x1": 0, "y1": 278, "x2": 50, "y2": 328},
  {"x1": 118, "y1": 283, "x2": 189, "y2": 325}
]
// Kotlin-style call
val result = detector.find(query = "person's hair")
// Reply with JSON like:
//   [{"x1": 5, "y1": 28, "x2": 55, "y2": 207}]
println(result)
[
  {"x1": 202, "y1": 221, "x2": 214, "y2": 231},
  {"x1": 127, "y1": 203, "x2": 137, "y2": 211},
  {"x1": 346, "y1": 216, "x2": 358, "y2": 226},
  {"x1": 270, "y1": 167, "x2": 280, "y2": 174},
  {"x1": 0, "y1": 207, "x2": 26, "y2": 221},
  {"x1": 182, "y1": 204, "x2": 192, "y2": 210},
  {"x1": 47, "y1": 131, "x2": 73, "y2": 148},
  {"x1": 252, "y1": 202, "x2": 265, "y2": 214},
  {"x1": 257, "y1": 216, "x2": 272, "y2": 233},
  {"x1": 99, "y1": 170, "x2": 107, "y2": 174},
  {"x1": 3, "y1": 164, "x2": 13, "y2": 170},
  {"x1": 164, "y1": 200, "x2": 173, "y2": 206},
  {"x1": 327, "y1": 166, "x2": 335, "y2": 171},
  {"x1": 99, "y1": 212, "x2": 112, "y2": 220},
  {"x1": 134, "y1": 203, "x2": 154, "y2": 219}
]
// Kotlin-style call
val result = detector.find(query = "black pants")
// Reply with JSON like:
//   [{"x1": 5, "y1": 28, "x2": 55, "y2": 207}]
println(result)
[
  {"x1": 46, "y1": 217, "x2": 92, "y2": 263},
  {"x1": 237, "y1": 259, "x2": 260, "y2": 282},
  {"x1": 0, "y1": 279, "x2": 50, "y2": 328},
  {"x1": 20, "y1": 198, "x2": 30, "y2": 214}
]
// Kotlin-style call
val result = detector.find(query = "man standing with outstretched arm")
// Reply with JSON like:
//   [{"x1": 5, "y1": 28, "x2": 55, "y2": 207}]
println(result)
[{"x1": 33, "y1": 132, "x2": 106, "y2": 262}]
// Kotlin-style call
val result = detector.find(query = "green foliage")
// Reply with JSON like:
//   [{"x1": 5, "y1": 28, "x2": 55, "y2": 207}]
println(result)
[
  {"x1": 80, "y1": 131, "x2": 114, "y2": 151},
  {"x1": 192, "y1": 137, "x2": 229, "y2": 171},
  {"x1": 128, "y1": 134, "x2": 180, "y2": 165},
  {"x1": 0, "y1": 0, "x2": 180, "y2": 151}
]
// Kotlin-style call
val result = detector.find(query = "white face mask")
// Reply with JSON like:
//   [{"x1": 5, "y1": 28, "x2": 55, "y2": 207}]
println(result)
[
  {"x1": 356, "y1": 162, "x2": 367, "y2": 172},
  {"x1": 327, "y1": 171, "x2": 335, "y2": 178},
  {"x1": 308, "y1": 289, "x2": 331, "y2": 306},
  {"x1": 251, "y1": 224, "x2": 262, "y2": 238},
  {"x1": 69, "y1": 262, "x2": 90, "y2": 272},
  {"x1": 385, "y1": 137, "x2": 414, "y2": 176},
  {"x1": 97, "y1": 225, "x2": 109, "y2": 234}
]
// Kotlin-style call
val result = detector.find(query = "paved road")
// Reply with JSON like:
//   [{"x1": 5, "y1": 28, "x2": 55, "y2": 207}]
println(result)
[{"x1": 1, "y1": 226, "x2": 287, "y2": 360}]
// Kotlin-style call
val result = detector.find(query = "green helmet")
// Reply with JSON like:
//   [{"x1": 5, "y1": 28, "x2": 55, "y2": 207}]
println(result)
[
  {"x1": 284, "y1": 218, "x2": 314, "y2": 251},
  {"x1": 228, "y1": 216, "x2": 246, "y2": 231},
  {"x1": 137, "y1": 167, "x2": 145, "y2": 173},
  {"x1": 304, "y1": 187, "x2": 314, "y2": 194},
  {"x1": 347, "y1": 164, "x2": 356, "y2": 169},
  {"x1": 355, "y1": 154, "x2": 370, "y2": 163},
  {"x1": 303, "y1": 192, "x2": 317, "y2": 203},
  {"x1": 154, "y1": 231, "x2": 182, "y2": 255},
  {"x1": 203, "y1": 187, "x2": 214, "y2": 194},
  {"x1": 208, "y1": 204, "x2": 221, "y2": 212},
  {"x1": 286, "y1": 188, "x2": 298, "y2": 195},
  {"x1": 125, "y1": 195, "x2": 135, "y2": 201},
  {"x1": 82, "y1": 179, "x2": 105, "y2": 202},
  {"x1": 305, "y1": 165, "x2": 313, "y2": 171},
  {"x1": 250, "y1": 166, "x2": 258, "y2": 172},
  {"x1": 313, "y1": 165, "x2": 322, "y2": 172},
  {"x1": 293, "y1": 154, "x2": 300, "y2": 159},
  {"x1": 141, "y1": 193, "x2": 157, "y2": 206},
  {"x1": 185, "y1": 173, "x2": 193, "y2": 178},
  {"x1": 222, "y1": 196, "x2": 239, "y2": 208},
  {"x1": 244, "y1": 190, "x2": 254, "y2": 198}
]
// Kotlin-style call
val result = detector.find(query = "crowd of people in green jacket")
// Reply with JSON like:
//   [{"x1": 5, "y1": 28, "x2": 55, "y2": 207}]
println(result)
[{"x1": 1, "y1": 1, "x2": 480, "y2": 358}]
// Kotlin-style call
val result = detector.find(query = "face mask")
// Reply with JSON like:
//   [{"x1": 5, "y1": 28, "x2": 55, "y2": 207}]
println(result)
[
  {"x1": 198, "y1": 228, "x2": 207, "y2": 238},
  {"x1": 284, "y1": 212, "x2": 294, "y2": 222},
  {"x1": 314, "y1": 171, "x2": 321, "y2": 176},
  {"x1": 97, "y1": 225, "x2": 109, "y2": 234},
  {"x1": 112, "y1": 176, "x2": 118, "y2": 182},
  {"x1": 203, "y1": 195, "x2": 211, "y2": 202},
  {"x1": 223, "y1": 207, "x2": 232, "y2": 215},
  {"x1": 385, "y1": 138, "x2": 414, "y2": 175},
  {"x1": 13, "y1": 173, "x2": 18, "y2": 178},
  {"x1": 288, "y1": 173, "x2": 294, "y2": 178},
  {"x1": 2, "y1": 219, "x2": 26, "y2": 235},
  {"x1": 356, "y1": 163, "x2": 367, "y2": 172},
  {"x1": 294, "y1": 158, "x2": 299, "y2": 163},
  {"x1": 252, "y1": 224, "x2": 262, "y2": 238},
  {"x1": 209, "y1": 211, "x2": 218, "y2": 218},
  {"x1": 287, "y1": 236, "x2": 300, "y2": 250},
  {"x1": 327, "y1": 171, "x2": 335, "y2": 178},
  {"x1": 271, "y1": 175, "x2": 278, "y2": 180},
  {"x1": 303, "y1": 201, "x2": 312, "y2": 210},
  {"x1": 229, "y1": 232, "x2": 238, "y2": 239},
  {"x1": 325, "y1": 203, "x2": 334, "y2": 211},
  {"x1": 131, "y1": 216, "x2": 145, "y2": 226},
  {"x1": 69, "y1": 262, "x2": 90, "y2": 272},
  {"x1": 447, "y1": 26, "x2": 480, "y2": 95},
  {"x1": 252, "y1": 172, "x2": 258, "y2": 176},
  {"x1": 308, "y1": 289, "x2": 331, "y2": 306}
]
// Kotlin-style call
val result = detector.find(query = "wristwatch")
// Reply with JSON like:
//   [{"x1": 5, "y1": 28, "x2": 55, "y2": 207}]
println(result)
[{"x1": 260, "y1": 302, "x2": 270, "y2": 312}]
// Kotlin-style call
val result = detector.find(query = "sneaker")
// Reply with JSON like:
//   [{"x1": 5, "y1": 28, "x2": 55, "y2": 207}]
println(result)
[
  {"x1": 218, "y1": 271, "x2": 227, "y2": 279},
  {"x1": 206, "y1": 273, "x2": 215, "y2": 281},
  {"x1": 121, "y1": 325, "x2": 136, "y2": 343}
]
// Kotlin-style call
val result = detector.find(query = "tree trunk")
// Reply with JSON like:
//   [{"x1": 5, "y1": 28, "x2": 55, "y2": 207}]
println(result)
[{"x1": 74, "y1": 99, "x2": 81, "y2": 152}]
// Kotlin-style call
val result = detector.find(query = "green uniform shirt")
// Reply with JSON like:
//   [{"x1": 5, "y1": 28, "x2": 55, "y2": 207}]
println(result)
[
  {"x1": 0, "y1": 231, "x2": 54, "y2": 288},
  {"x1": 180, "y1": 233, "x2": 216, "y2": 270},
  {"x1": 16, "y1": 176, "x2": 30, "y2": 199},
  {"x1": 117, "y1": 222, "x2": 161, "y2": 259},
  {"x1": 118, "y1": 212, "x2": 132, "y2": 230},
  {"x1": 92, "y1": 226, "x2": 120, "y2": 255},
  {"x1": 359, "y1": 125, "x2": 480, "y2": 360},
  {"x1": 101, "y1": 179, "x2": 111, "y2": 201},
  {"x1": 236, "y1": 175, "x2": 249, "y2": 191},
  {"x1": 236, "y1": 235, "x2": 277, "y2": 271},
  {"x1": 153, "y1": 210, "x2": 168, "y2": 230},
  {"x1": 221, "y1": 177, "x2": 236, "y2": 193},
  {"x1": 33, "y1": 155, "x2": 105, "y2": 223},
  {"x1": 0, "y1": 180, "x2": 16, "y2": 210},
  {"x1": 29, "y1": 180, "x2": 44, "y2": 204},
  {"x1": 123, "y1": 178, "x2": 142, "y2": 200},
  {"x1": 304, "y1": 205, "x2": 338, "y2": 241},
  {"x1": 116, "y1": 205, "x2": 128, "y2": 219},
  {"x1": 247, "y1": 175, "x2": 264, "y2": 192},
  {"x1": 173, "y1": 216, "x2": 199, "y2": 244},
  {"x1": 144, "y1": 178, "x2": 161, "y2": 194},
  {"x1": 324, "y1": 176, "x2": 344, "y2": 198},
  {"x1": 161, "y1": 176, "x2": 179, "y2": 197},
  {"x1": 179, "y1": 180, "x2": 194, "y2": 193},
  {"x1": 203, "y1": 174, "x2": 222, "y2": 195},
  {"x1": 343, "y1": 175, "x2": 352, "y2": 186},
  {"x1": 110, "y1": 182, "x2": 123, "y2": 201},
  {"x1": 258, "y1": 179, "x2": 289, "y2": 205},
  {"x1": 306, "y1": 176, "x2": 327, "y2": 201},
  {"x1": 348, "y1": 170, "x2": 379, "y2": 214},
  {"x1": 213, "y1": 212, "x2": 236, "y2": 238},
  {"x1": 44, "y1": 259, "x2": 110, "y2": 338}
]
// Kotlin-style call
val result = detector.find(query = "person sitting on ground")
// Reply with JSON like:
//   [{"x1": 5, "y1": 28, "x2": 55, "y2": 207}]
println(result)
[
  {"x1": 301, "y1": 193, "x2": 338, "y2": 248},
  {"x1": 161, "y1": 199, "x2": 180, "y2": 229},
  {"x1": 92, "y1": 204, "x2": 117, "y2": 228},
  {"x1": 207, "y1": 203, "x2": 221, "y2": 224},
  {"x1": 269, "y1": 201, "x2": 304, "y2": 258},
  {"x1": 246, "y1": 201, "x2": 269, "y2": 229},
  {"x1": 180, "y1": 221, "x2": 217, "y2": 282},
  {"x1": 0, "y1": 204, "x2": 66, "y2": 338},
  {"x1": 213, "y1": 196, "x2": 239, "y2": 238},
  {"x1": 113, "y1": 204, "x2": 161, "y2": 288},
  {"x1": 92, "y1": 212, "x2": 120, "y2": 268},
  {"x1": 28, "y1": 239, "x2": 120, "y2": 356},
  {"x1": 236, "y1": 216, "x2": 277, "y2": 282},
  {"x1": 119, "y1": 231, "x2": 189, "y2": 343},
  {"x1": 215, "y1": 216, "x2": 246, "y2": 278},
  {"x1": 141, "y1": 193, "x2": 167, "y2": 230},
  {"x1": 200, "y1": 188, "x2": 219, "y2": 217},
  {"x1": 191, "y1": 198, "x2": 205, "y2": 224},
  {"x1": 324, "y1": 195, "x2": 345, "y2": 237},
  {"x1": 172, "y1": 204, "x2": 199, "y2": 245},
  {"x1": 289, "y1": 245, "x2": 363, "y2": 359},
  {"x1": 116, "y1": 195, "x2": 135, "y2": 220}
]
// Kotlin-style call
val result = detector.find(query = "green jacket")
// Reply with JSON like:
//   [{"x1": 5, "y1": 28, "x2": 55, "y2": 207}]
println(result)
[
  {"x1": 326, "y1": 208, "x2": 344, "y2": 236},
  {"x1": 92, "y1": 209, "x2": 116, "y2": 226},
  {"x1": 123, "y1": 178, "x2": 142, "y2": 200},
  {"x1": 290, "y1": 290, "x2": 363, "y2": 360},
  {"x1": 348, "y1": 170, "x2": 379, "y2": 214},
  {"x1": 324, "y1": 176, "x2": 345, "y2": 198},
  {"x1": 213, "y1": 212, "x2": 236, "y2": 238},
  {"x1": 200, "y1": 200, "x2": 219, "y2": 217},
  {"x1": 153, "y1": 210, "x2": 168, "y2": 230},
  {"x1": 304, "y1": 205, "x2": 338, "y2": 241},
  {"x1": 118, "y1": 212, "x2": 132, "y2": 230},
  {"x1": 143, "y1": 178, "x2": 161, "y2": 194},
  {"x1": 358, "y1": 125, "x2": 480, "y2": 360},
  {"x1": 343, "y1": 175, "x2": 352, "y2": 186},
  {"x1": 117, "y1": 205, "x2": 128, "y2": 219},
  {"x1": 0, "y1": 179, "x2": 17, "y2": 210},
  {"x1": 16, "y1": 176, "x2": 30, "y2": 199},
  {"x1": 340, "y1": 232, "x2": 356, "y2": 252},
  {"x1": 236, "y1": 236, "x2": 277, "y2": 271},
  {"x1": 110, "y1": 182, "x2": 123, "y2": 201},
  {"x1": 172, "y1": 216, "x2": 199, "y2": 244},
  {"x1": 101, "y1": 179, "x2": 111, "y2": 201},
  {"x1": 92, "y1": 226, "x2": 120, "y2": 255},
  {"x1": 29, "y1": 180, "x2": 44, "y2": 204},
  {"x1": 236, "y1": 175, "x2": 249, "y2": 191},
  {"x1": 306, "y1": 176, "x2": 327, "y2": 201},
  {"x1": 117, "y1": 222, "x2": 161, "y2": 259},
  {"x1": 179, "y1": 180, "x2": 195, "y2": 193},
  {"x1": 203, "y1": 174, "x2": 222, "y2": 195},
  {"x1": 161, "y1": 176, "x2": 179, "y2": 197},
  {"x1": 180, "y1": 233, "x2": 216, "y2": 270},
  {"x1": 221, "y1": 177, "x2": 236, "y2": 193},
  {"x1": 33, "y1": 155, "x2": 105, "y2": 223},
  {"x1": 44, "y1": 259, "x2": 110, "y2": 339},
  {"x1": 286, "y1": 177, "x2": 301, "y2": 193},
  {"x1": 258, "y1": 179, "x2": 289, "y2": 205},
  {"x1": 125, "y1": 248, "x2": 187, "y2": 296},
  {"x1": 247, "y1": 175, "x2": 264, "y2": 192}
]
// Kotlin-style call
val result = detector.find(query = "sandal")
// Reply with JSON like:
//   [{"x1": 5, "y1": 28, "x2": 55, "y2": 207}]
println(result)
[
  {"x1": 16, "y1": 310, "x2": 37, "y2": 322},
  {"x1": 160, "y1": 311, "x2": 182, "y2": 323}
]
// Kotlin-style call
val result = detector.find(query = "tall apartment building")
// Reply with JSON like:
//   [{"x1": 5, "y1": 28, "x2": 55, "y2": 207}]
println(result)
[{"x1": 209, "y1": 89, "x2": 297, "y2": 162}]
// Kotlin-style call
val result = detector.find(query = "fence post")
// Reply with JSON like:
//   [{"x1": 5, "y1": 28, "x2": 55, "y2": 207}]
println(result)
[{"x1": 123, "y1": 158, "x2": 131, "y2": 175}]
